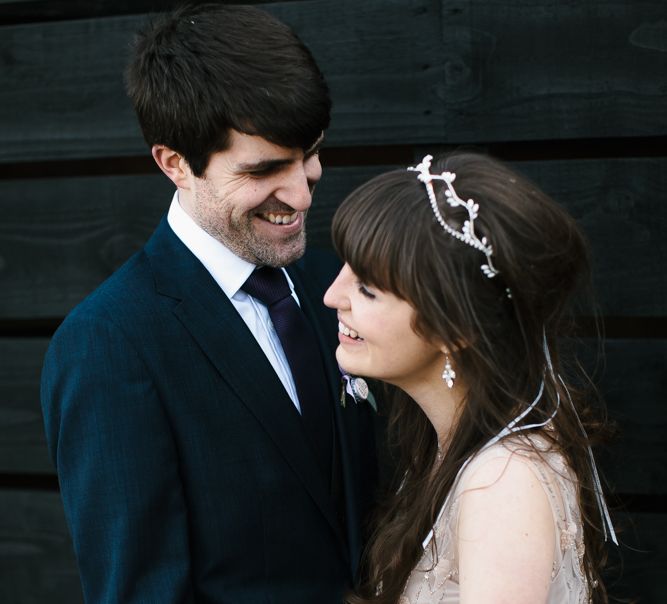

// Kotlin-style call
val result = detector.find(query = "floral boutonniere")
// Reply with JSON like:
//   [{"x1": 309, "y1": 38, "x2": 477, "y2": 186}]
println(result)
[{"x1": 340, "y1": 370, "x2": 377, "y2": 412}]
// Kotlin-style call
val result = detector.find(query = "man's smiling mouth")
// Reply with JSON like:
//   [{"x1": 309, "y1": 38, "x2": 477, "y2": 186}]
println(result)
[{"x1": 259, "y1": 211, "x2": 299, "y2": 225}]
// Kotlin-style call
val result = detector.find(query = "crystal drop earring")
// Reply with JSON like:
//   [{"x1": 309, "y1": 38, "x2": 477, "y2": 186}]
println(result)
[{"x1": 442, "y1": 353, "x2": 456, "y2": 389}]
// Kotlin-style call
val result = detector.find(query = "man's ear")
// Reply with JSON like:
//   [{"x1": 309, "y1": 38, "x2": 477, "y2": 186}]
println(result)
[{"x1": 151, "y1": 145, "x2": 193, "y2": 189}]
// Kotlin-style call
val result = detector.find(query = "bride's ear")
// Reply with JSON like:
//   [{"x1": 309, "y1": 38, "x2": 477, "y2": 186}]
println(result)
[{"x1": 438, "y1": 339, "x2": 469, "y2": 355}]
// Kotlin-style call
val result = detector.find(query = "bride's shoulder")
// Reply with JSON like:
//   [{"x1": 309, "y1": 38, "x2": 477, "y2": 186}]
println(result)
[
  {"x1": 456, "y1": 432, "x2": 569, "y2": 497},
  {"x1": 454, "y1": 435, "x2": 559, "y2": 564}
]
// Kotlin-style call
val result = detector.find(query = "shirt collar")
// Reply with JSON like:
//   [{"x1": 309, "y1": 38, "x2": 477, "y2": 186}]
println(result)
[{"x1": 167, "y1": 191, "x2": 254, "y2": 298}]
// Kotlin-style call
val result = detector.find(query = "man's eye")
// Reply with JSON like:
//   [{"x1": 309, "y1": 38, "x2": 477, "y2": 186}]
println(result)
[{"x1": 248, "y1": 167, "x2": 275, "y2": 177}]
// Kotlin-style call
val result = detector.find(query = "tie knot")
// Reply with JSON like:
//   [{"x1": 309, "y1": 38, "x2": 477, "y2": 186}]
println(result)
[{"x1": 242, "y1": 267, "x2": 292, "y2": 307}]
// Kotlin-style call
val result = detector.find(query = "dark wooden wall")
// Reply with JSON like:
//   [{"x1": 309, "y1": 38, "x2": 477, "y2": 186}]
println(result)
[{"x1": 1, "y1": 0, "x2": 665, "y2": 601}]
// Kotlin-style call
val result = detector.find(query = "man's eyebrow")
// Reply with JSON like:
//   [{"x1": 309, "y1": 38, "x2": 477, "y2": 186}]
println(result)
[
  {"x1": 235, "y1": 158, "x2": 292, "y2": 172},
  {"x1": 305, "y1": 132, "x2": 325, "y2": 156},
  {"x1": 236, "y1": 133, "x2": 325, "y2": 172}
]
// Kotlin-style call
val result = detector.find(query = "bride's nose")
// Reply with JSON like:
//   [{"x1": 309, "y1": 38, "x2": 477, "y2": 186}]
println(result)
[{"x1": 324, "y1": 264, "x2": 353, "y2": 310}]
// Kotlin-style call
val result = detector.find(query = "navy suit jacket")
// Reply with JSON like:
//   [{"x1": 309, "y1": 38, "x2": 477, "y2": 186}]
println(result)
[{"x1": 41, "y1": 217, "x2": 377, "y2": 603}]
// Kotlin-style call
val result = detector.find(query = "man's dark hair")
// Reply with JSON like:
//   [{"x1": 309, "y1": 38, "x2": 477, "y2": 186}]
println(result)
[{"x1": 125, "y1": 4, "x2": 331, "y2": 176}]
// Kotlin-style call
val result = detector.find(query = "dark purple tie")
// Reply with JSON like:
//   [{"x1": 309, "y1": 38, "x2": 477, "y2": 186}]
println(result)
[{"x1": 242, "y1": 266, "x2": 333, "y2": 478}]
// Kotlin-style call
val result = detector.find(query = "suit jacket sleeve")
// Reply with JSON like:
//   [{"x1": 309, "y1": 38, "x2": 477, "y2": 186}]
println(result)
[{"x1": 41, "y1": 306, "x2": 194, "y2": 603}]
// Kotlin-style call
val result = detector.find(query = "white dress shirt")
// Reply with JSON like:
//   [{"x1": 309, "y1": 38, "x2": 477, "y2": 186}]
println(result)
[{"x1": 167, "y1": 191, "x2": 302, "y2": 412}]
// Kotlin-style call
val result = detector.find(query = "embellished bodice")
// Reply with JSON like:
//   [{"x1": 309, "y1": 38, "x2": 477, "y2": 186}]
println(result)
[{"x1": 400, "y1": 436, "x2": 589, "y2": 603}]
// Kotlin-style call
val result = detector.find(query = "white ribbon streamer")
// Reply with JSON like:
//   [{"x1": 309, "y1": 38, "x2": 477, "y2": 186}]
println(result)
[{"x1": 423, "y1": 332, "x2": 617, "y2": 549}]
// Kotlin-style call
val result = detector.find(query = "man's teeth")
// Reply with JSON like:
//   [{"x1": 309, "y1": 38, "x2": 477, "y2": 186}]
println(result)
[
  {"x1": 264, "y1": 212, "x2": 298, "y2": 225},
  {"x1": 338, "y1": 321, "x2": 363, "y2": 340}
]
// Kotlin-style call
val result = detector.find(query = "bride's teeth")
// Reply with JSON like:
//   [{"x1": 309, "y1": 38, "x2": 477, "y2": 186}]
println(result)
[{"x1": 339, "y1": 320, "x2": 362, "y2": 340}]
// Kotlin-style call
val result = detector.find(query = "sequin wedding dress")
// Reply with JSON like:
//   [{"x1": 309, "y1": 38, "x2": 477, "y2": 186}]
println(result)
[{"x1": 400, "y1": 435, "x2": 589, "y2": 603}]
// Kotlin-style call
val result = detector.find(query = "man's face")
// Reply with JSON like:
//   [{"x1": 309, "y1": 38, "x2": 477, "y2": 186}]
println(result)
[{"x1": 185, "y1": 129, "x2": 323, "y2": 267}]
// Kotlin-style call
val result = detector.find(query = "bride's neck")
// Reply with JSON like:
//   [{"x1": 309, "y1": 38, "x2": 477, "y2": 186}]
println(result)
[{"x1": 403, "y1": 378, "x2": 465, "y2": 448}]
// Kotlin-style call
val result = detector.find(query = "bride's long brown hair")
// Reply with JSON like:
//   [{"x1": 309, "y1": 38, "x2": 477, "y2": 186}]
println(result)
[{"x1": 332, "y1": 152, "x2": 611, "y2": 603}]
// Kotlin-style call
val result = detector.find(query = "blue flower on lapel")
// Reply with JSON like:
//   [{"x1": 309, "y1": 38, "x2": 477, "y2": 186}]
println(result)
[{"x1": 340, "y1": 370, "x2": 377, "y2": 412}]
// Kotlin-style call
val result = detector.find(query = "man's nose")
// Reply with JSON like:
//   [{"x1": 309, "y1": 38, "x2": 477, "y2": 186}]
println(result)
[
  {"x1": 276, "y1": 155, "x2": 322, "y2": 211},
  {"x1": 304, "y1": 152, "x2": 323, "y2": 186}
]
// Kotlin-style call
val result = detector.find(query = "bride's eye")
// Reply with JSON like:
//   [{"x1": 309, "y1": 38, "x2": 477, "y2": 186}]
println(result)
[{"x1": 357, "y1": 282, "x2": 376, "y2": 300}]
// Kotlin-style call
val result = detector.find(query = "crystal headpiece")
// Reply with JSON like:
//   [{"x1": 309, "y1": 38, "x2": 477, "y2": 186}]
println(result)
[{"x1": 408, "y1": 154, "x2": 499, "y2": 278}]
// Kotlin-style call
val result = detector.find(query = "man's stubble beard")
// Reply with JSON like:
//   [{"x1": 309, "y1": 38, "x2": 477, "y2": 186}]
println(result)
[{"x1": 193, "y1": 185, "x2": 307, "y2": 268}]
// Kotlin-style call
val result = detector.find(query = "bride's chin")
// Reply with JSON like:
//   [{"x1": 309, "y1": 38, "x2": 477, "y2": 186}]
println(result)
[{"x1": 335, "y1": 352, "x2": 357, "y2": 375}]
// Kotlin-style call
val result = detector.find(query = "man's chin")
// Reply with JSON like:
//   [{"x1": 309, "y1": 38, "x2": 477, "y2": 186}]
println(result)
[{"x1": 250, "y1": 235, "x2": 306, "y2": 268}]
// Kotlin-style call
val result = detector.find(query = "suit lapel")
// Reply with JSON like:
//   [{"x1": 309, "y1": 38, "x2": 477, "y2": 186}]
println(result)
[{"x1": 144, "y1": 219, "x2": 348, "y2": 561}]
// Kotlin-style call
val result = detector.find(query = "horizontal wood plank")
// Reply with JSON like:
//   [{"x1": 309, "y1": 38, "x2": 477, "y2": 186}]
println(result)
[
  {"x1": 6, "y1": 334, "x2": 665, "y2": 498},
  {"x1": 589, "y1": 339, "x2": 667, "y2": 496},
  {"x1": 0, "y1": 0, "x2": 442, "y2": 161},
  {"x1": 512, "y1": 157, "x2": 667, "y2": 317},
  {"x1": 0, "y1": 489, "x2": 83, "y2": 604},
  {"x1": 1, "y1": 0, "x2": 666, "y2": 162},
  {"x1": 1, "y1": 157, "x2": 663, "y2": 318},
  {"x1": 0, "y1": 489, "x2": 663, "y2": 601},
  {"x1": 439, "y1": 0, "x2": 667, "y2": 143},
  {"x1": 0, "y1": 0, "x2": 283, "y2": 25},
  {"x1": 0, "y1": 174, "x2": 174, "y2": 318},
  {"x1": 605, "y1": 511, "x2": 667, "y2": 602},
  {"x1": 0, "y1": 338, "x2": 51, "y2": 474},
  {"x1": 0, "y1": 0, "x2": 42, "y2": 5}
]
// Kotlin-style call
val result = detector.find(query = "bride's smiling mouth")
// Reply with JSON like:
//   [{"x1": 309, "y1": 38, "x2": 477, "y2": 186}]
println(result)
[{"x1": 338, "y1": 319, "x2": 364, "y2": 341}]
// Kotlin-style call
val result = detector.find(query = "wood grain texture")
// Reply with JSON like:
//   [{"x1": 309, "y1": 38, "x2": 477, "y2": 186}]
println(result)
[
  {"x1": 512, "y1": 157, "x2": 667, "y2": 317},
  {"x1": 272, "y1": 0, "x2": 444, "y2": 146},
  {"x1": 0, "y1": 338, "x2": 52, "y2": 474},
  {"x1": 0, "y1": 14, "x2": 145, "y2": 161},
  {"x1": 308, "y1": 165, "x2": 395, "y2": 249},
  {"x1": 0, "y1": 157, "x2": 664, "y2": 318},
  {"x1": 0, "y1": 497, "x2": 662, "y2": 604},
  {"x1": 439, "y1": 0, "x2": 667, "y2": 142},
  {"x1": 0, "y1": 0, "x2": 443, "y2": 161},
  {"x1": 0, "y1": 489, "x2": 663, "y2": 604},
  {"x1": 0, "y1": 174, "x2": 173, "y2": 318},
  {"x1": 0, "y1": 0, "x2": 283, "y2": 24},
  {"x1": 589, "y1": 339, "x2": 667, "y2": 496},
  {"x1": 1, "y1": 0, "x2": 665, "y2": 162},
  {"x1": 0, "y1": 0, "x2": 40, "y2": 5},
  {"x1": 606, "y1": 511, "x2": 667, "y2": 602},
  {"x1": 0, "y1": 489, "x2": 83, "y2": 604}
]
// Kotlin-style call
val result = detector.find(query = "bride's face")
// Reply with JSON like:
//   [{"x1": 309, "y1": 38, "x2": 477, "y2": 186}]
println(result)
[{"x1": 324, "y1": 263, "x2": 444, "y2": 390}]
